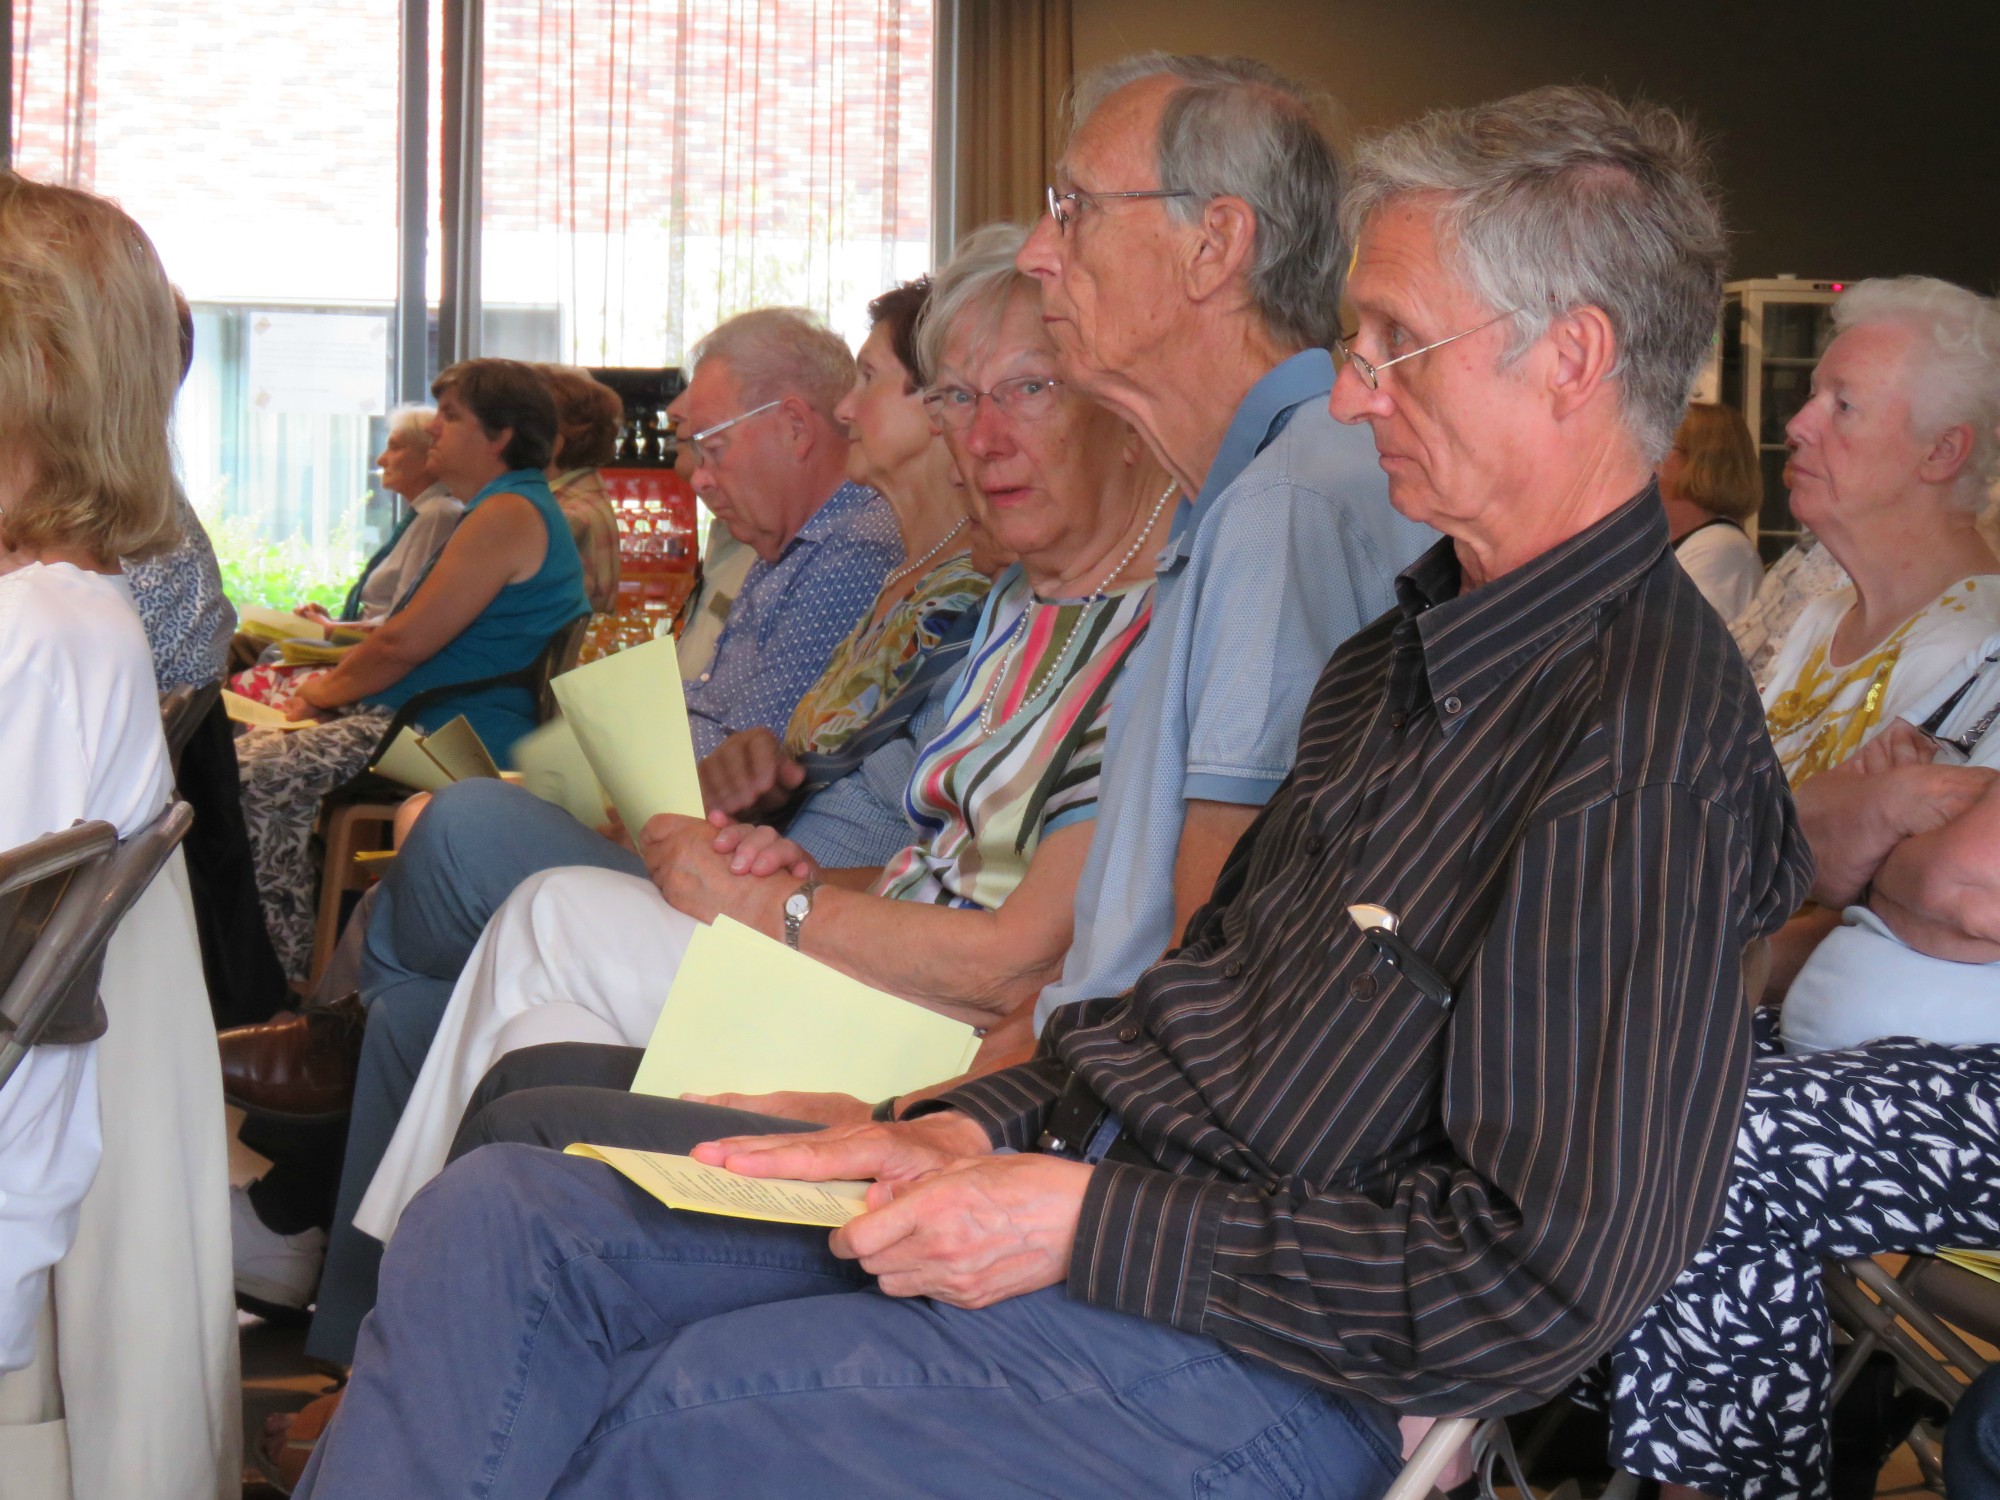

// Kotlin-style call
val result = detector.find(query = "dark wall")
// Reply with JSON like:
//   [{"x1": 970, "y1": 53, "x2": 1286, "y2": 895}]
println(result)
[{"x1": 1072, "y1": 0, "x2": 2000, "y2": 292}]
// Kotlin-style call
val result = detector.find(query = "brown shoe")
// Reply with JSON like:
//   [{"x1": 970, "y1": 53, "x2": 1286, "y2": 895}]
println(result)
[{"x1": 219, "y1": 994, "x2": 366, "y2": 1122}]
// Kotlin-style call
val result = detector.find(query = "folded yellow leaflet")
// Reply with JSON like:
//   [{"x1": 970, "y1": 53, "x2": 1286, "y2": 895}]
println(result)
[
  {"x1": 221, "y1": 689, "x2": 312, "y2": 731},
  {"x1": 238, "y1": 605, "x2": 329, "y2": 643},
  {"x1": 549, "y1": 636, "x2": 703, "y2": 837},
  {"x1": 277, "y1": 638, "x2": 352, "y2": 667},
  {"x1": 511, "y1": 716, "x2": 612, "y2": 828},
  {"x1": 1937, "y1": 1248, "x2": 2000, "y2": 1285},
  {"x1": 564, "y1": 1145, "x2": 867, "y2": 1228},
  {"x1": 630, "y1": 915, "x2": 983, "y2": 1104}
]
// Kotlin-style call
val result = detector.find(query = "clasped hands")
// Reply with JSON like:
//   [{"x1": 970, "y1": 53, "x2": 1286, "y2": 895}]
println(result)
[
  {"x1": 691, "y1": 1113, "x2": 1093, "y2": 1308},
  {"x1": 636, "y1": 809, "x2": 820, "y2": 927}
]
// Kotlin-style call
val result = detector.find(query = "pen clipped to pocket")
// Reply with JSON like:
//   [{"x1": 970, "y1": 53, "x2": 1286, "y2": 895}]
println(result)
[{"x1": 1345, "y1": 904, "x2": 1454, "y2": 1008}]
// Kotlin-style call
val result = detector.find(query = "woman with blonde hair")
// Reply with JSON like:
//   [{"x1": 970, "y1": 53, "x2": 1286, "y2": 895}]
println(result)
[
  {"x1": 0, "y1": 171, "x2": 238, "y2": 1500},
  {"x1": 1661, "y1": 400, "x2": 1765, "y2": 619}
]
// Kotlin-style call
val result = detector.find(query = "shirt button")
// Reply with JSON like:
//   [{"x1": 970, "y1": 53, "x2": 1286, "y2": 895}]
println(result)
[
  {"x1": 1303, "y1": 833, "x2": 1323, "y2": 857},
  {"x1": 699, "y1": 672, "x2": 712, "y2": 683},
  {"x1": 1223, "y1": 959, "x2": 1245, "y2": 978},
  {"x1": 1117, "y1": 1023, "x2": 1140, "y2": 1043},
  {"x1": 1389, "y1": 713, "x2": 1406, "y2": 730},
  {"x1": 1441, "y1": 694, "x2": 1462, "y2": 715},
  {"x1": 1348, "y1": 972, "x2": 1379, "y2": 1001}
]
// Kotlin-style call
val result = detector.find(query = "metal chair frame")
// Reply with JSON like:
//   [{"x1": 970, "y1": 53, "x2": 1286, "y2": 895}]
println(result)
[
  {"x1": 1825, "y1": 1252, "x2": 1996, "y2": 1491},
  {"x1": 0, "y1": 802, "x2": 196, "y2": 1091}
]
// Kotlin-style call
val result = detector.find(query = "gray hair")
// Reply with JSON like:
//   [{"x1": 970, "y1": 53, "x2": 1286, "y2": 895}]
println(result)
[
  {"x1": 385, "y1": 403, "x2": 435, "y2": 451},
  {"x1": 913, "y1": 222, "x2": 1035, "y2": 385},
  {"x1": 1066, "y1": 53, "x2": 1346, "y2": 350},
  {"x1": 689, "y1": 306, "x2": 855, "y2": 421},
  {"x1": 1343, "y1": 85, "x2": 1726, "y2": 462},
  {"x1": 1832, "y1": 276, "x2": 2000, "y2": 506}
]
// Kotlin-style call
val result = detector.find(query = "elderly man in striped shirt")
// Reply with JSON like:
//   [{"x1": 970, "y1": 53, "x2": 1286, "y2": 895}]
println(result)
[{"x1": 296, "y1": 86, "x2": 1811, "y2": 1500}]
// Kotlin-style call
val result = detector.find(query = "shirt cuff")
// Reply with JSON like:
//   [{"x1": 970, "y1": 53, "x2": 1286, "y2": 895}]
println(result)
[
  {"x1": 1067, "y1": 1159, "x2": 1231, "y2": 1336},
  {"x1": 915, "y1": 1056, "x2": 1065, "y2": 1151},
  {"x1": 1184, "y1": 770, "x2": 1285, "y2": 806}
]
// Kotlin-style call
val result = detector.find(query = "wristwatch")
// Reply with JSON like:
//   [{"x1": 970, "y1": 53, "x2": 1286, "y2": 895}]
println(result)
[{"x1": 782, "y1": 877, "x2": 824, "y2": 950}]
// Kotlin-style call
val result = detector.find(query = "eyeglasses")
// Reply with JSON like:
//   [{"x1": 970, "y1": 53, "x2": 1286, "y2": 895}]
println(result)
[
  {"x1": 1336, "y1": 310, "x2": 1522, "y2": 391},
  {"x1": 1044, "y1": 184, "x2": 1195, "y2": 232},
  {"x1": 921, "y1": 375, "x2": 1067, "y2": 431},
  {"x1": 685, "y1": 399, "x2": 781, "y2": 467}
]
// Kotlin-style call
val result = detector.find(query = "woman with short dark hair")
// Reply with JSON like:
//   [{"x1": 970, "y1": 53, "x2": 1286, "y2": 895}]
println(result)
[{"x1": 236, "y1": 356, "x2": 590, "y2": 980}]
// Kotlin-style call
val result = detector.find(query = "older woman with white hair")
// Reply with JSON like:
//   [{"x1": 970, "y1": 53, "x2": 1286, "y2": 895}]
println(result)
[
  {"x1": 227, "y1": 404, "x2": 463, "y2": 703},
  {"x1": 1759, "y1": 276, "x2": 2000, "y2": 786}
]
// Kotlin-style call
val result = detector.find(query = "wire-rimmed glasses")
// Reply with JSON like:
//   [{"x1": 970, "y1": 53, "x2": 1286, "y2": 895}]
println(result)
[
  {"x1": 685, "y1": 398, "x2": 781, "y2": 467},
  {"x1": 1336, "y1": 310, "x2": 1522, "y2": 390},
  {"x1": 921, "y1": 375, "x2": 1067, "y2": 431},
  {"x1": 1044, "y1": 184, "x2": 1195, "y2": 232}
]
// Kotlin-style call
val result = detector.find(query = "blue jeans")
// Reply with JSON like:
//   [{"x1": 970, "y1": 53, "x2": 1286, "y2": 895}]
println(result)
[
  {"x1": 1950, "y1": 1365, "x2": 2000, "y2": 1500},
  {"x1": 305, "y1": 779, "x2": 645, "y2": 1365},
  {"x1": 296, "y1": 1142, "x2": 1401, "y2": 1499}
]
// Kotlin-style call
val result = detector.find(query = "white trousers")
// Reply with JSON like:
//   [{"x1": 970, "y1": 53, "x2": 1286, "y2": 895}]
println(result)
[
  {"x1": 0, "y1": 852, "x2": 239, "y2": 1500},
  {"x1": 355, "y1": 866, "x2": 696, "y2": 1243}
]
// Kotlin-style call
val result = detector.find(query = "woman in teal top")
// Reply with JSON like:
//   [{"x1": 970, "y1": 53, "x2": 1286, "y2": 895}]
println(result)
[{"x1": 237, "y1": 359, "x2": 591, "y2": 979}]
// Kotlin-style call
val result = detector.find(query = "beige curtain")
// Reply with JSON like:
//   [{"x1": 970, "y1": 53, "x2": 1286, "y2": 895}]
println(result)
[{"x1": 949, "y1": 0, "x2": 1073, "y2": 238}]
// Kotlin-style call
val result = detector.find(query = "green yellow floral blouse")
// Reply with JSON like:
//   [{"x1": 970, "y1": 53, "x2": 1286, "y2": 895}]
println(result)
[{"x1": 782, "y1": 551, "x2": 990, "y2": 756}]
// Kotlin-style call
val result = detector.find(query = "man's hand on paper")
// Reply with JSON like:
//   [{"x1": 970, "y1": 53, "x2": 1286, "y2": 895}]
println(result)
[
  {"x1": 832, "y1": 1153, "x2": 1092, "y2": 1308},
  {"x1": 693, "y1": 1111, "x2": 993, "y2": 1188},
  {"x1": 699, "y1": 727, "x2": 807, "y2": 819},
  {"x1": 683, "y1": 1089, "x2": 875, "y2": 1127}
]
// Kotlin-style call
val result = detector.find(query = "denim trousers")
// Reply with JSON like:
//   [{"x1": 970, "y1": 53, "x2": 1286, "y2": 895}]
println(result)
[
  {"x1": 305, "y1": 779, "x2": 646, "y2": 1365},
  {"x1": 295, "y1": 1139, "x2": 1400, "y2": 1500},
  {"x1": 1950, "y1": 1365, "x2": 2000, "y2": 1500}
]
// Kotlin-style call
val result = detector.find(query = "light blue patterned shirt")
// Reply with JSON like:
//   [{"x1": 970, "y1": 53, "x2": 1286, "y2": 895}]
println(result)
[
  {"x1": 786, "y1": 669, "x2": 957, "y2": 870},
  {"x1": 1032, "y1": 349, "x2": 1435, "y2": 1031},
  {"x1": 683, "y1": 480, "x2": 901, "y2": 758}
]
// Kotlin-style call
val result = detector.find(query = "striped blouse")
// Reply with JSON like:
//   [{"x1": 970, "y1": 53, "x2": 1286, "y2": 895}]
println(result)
[{"x1": 872, "y1": 566, "x2": 1152, "y2": 912}]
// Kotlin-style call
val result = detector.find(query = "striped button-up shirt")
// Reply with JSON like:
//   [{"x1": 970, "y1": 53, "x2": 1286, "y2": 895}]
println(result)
[{"x1": 937, "y1": 489, "x2": 1813, "y2": 1415}]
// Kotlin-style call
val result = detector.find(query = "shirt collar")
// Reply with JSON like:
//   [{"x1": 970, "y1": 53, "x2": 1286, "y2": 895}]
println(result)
[
  {"x1": 784, "y1": 479, "x2": 877, "y2": 554},
  {"x1": 1398, "y1": 484, "x2": 1671, "y2": 720},
  {"x1": 1170, "y1": 348, "x2": 1335, "y2": 559}
]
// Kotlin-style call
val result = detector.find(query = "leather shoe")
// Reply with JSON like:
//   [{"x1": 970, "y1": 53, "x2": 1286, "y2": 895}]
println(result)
[{"x1": 219, "y1": 993, "x2": 366, "y2": 1122}]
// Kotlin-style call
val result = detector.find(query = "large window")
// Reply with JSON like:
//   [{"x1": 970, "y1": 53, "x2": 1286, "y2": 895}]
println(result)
[{"x1": 8, "y1": 0, "x2": 934, "y2": 603}]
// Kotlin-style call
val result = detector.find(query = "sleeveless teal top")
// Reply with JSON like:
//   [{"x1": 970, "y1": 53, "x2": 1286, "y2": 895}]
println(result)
[{"x1": 366, "y1": 468, "x2": 589, "y2": 760}]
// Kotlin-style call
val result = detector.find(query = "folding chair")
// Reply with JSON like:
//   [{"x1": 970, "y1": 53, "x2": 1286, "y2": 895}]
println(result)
[
  {"x1": 159, "y1": 678, "x2": 222, "y2": 773},
  {"x1": 1826, "y1": 1251, "x2": 1997, "y2": 1490},
  {"x1": 0, "y1": 801, "x2": 196, "y2": 1091},
  {"x1": 1380, "y1": 1414, "x2": 1560, "y2": 1500},
  {"x1": 307, "y1": 613, "x2": 592, "y2": 981}
]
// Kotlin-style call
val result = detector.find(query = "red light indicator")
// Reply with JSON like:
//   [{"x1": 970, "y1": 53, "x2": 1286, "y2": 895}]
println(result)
[{"x1": 1831, "y1": 283, "x2": 1845, "y2": 292}]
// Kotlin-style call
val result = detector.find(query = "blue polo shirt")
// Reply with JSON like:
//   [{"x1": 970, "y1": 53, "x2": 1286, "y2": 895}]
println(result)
[
  {"x1": 1032, "y1": 348, "x2": 1434, "y2": 1031},
  {"x1": 682, "y1": 480, "x2": 901, "y2": 758}
]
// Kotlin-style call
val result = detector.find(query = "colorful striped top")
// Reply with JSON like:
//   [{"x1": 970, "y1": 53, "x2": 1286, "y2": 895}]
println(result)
[{"x1": 873, "y1": 565, "x2": 1153, "y2": 912}]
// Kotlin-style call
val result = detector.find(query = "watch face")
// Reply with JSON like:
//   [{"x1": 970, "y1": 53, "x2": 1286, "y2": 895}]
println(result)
[{"x1": 785, "y1": 892, "x2": 810, "y2": 920}]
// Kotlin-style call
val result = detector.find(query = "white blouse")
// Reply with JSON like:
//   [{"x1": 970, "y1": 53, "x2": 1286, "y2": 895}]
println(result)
[{"x1": 0, "y1": 561, "x2": 171, "y2": 1373}]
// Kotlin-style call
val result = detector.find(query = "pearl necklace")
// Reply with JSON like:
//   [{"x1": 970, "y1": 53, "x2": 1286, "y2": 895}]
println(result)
[
  {"x1": 879, "y1": 516, "x2": 969, "y2": 592},
  {"x1": 978, "y1": 479, "x2": 1178, "y2": 735}
]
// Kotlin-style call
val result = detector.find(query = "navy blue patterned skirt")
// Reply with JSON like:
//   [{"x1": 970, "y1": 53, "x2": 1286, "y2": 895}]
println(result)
[{"x1": 1580, "y1": 1037, "x2": 2000, "y2": 1500}]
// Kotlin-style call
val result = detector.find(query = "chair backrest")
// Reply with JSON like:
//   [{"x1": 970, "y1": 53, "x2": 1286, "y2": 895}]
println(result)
[
  {"x1": 533, "y1": 613, "x2": 592, "y2": 723},
  {"x1": 160, "y1": 679, "x2": 222, "y2": 770},
  {"x1": 0, "y1": 801, "x2": 196, "y2": 1093}
]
